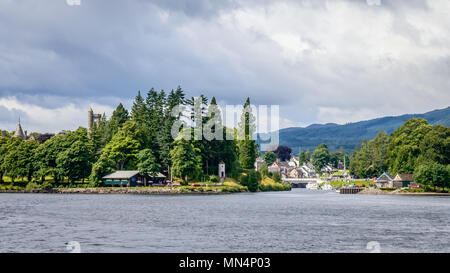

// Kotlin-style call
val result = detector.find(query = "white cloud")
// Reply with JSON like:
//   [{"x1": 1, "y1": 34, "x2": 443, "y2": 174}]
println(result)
[{"x1": 0, "y1": 96, "x2": 114, "y2": 133}]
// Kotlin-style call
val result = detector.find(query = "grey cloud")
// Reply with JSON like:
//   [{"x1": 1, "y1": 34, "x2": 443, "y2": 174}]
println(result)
[{"x1": 0, "y1": 0, "x2": 449, "y2": 132}]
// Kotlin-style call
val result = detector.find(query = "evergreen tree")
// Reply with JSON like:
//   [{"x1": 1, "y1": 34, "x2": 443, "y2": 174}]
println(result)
[
  {"x1": 312, "y1": 143, "x2": 330, "y2": 172},
  {"x1": 109, "y1": 103, "x2": 130, "y2": 136},
  {"x1": 299, "y1": 151, "x2": 307, "y2": 165},
  {"x1": 131, "y1": 91, "x2": 147, "y2": 123},
  {"x1": 237, "y1": 98, "x2": 257, "y2": 170},
  {"x1": 170, "y1": 138, "x2": 202, "y2": 183},
  {"x1": 137, "y1": 149, "x2": 162, "y2": 181},
  {"x1": 305, "y1": 150, "x2": 311, "y2": 162}
]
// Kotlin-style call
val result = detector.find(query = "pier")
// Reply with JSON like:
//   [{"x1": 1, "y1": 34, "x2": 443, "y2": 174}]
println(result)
[{"x1": 339, "y1": 188, "x2": 364, "y2": 194}]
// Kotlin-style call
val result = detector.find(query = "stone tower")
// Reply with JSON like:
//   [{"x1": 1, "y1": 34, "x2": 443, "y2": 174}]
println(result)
[
  {"x1": 218, "y1": 161, "x2": 226, "y2": 180},
  {"x1": 88, "y1": 107, "x2": 102, "y2": 133}
]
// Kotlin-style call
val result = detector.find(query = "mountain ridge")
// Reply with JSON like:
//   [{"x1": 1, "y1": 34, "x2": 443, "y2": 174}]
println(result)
[{"x1": 261, "y1": 106, "x2": 450, "y2": 155}]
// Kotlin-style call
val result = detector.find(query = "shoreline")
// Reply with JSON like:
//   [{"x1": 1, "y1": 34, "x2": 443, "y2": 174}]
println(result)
[
  {"x1": 358, "y1": 188, "x2": 450, "y2": 196},
  {"x1": 0, "y1": 187, "x2": 242, "y2": 195}
]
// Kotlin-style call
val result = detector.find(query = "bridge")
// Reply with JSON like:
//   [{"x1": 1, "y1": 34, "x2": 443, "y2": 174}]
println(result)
[{"x1": 283, "y1": 178, "x2": 323, "y2": 188}]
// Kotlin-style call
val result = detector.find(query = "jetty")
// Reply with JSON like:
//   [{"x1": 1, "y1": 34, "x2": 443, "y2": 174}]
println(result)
[{"x1": 339, "y1": 188, "x2": 364, "y2": 194}]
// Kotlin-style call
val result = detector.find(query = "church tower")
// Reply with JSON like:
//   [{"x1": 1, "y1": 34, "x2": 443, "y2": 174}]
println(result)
[{"x1": 13, "y1": 118, "x2": 25, "y2": 140}]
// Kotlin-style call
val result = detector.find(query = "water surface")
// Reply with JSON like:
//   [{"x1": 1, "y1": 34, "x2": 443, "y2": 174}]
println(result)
[{"x1": 0, "y1": 189, "x2": 449, "y2": 253}]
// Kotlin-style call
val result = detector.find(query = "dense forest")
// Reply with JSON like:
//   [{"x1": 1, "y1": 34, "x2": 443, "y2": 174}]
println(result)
[
  {"x1": 275, "y1": 107, "x2": 450, "y2": 155},
  {"x1": 0, "y1": 86, "x2": 281, "y2": 192},
  {"x1": 348, "y1": 118, "x2": 450, "y2": 190}
]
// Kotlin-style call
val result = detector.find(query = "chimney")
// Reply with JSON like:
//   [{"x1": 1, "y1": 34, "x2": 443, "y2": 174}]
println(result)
[{"x1": 1, "y1": 130, "x2": 5, "y2": 137}]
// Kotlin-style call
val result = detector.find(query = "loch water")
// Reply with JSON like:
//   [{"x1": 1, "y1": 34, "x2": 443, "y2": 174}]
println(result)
[{"x1": 0, "y1": 189, "x2": 449, "y2": 253}]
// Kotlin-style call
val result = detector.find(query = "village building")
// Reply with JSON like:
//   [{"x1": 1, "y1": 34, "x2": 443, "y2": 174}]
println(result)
[
  {"x1": 321, "y1": 164, "x2": 334, "y2": 174},
  {"x1": 268, "y1": 162, "x2": 281, "y2": 173},
  {"x1": 299, "y1": 163, "x2": 316, "y2": 178},
  {"x1": 102, "y1": 170, "x2": 166, "y2": 187},
  {"x1": 375, "y1": 172, "x2": 394, "y2": 188},
  {"x1": 393, "y1": 174, "x2": 416, "y2": 188},
  {"x1": 29, "y1": 133, "x2": 55, "y2": 144},
  {"x1": 288, "y1": 157, "x2": 299, "y2": 168},
  {"x1": 288, "y1": 168, "x2": 300, "y2": 179}
]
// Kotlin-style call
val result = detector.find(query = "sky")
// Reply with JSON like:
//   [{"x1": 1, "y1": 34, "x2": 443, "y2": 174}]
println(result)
[{"x1": 0, "y1": 0, "x2": 449, "y2": 133}]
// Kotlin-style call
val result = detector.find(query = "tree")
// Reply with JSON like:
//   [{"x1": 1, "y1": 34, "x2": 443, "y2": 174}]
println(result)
[
  {"x1": 305, "y1": 150, "x2": 311, "y2": 162},
  {"x1": 299, "y1": 151, "x2": 307, "y2": 165},
  {"x1": 109, "y1": 103, "x2": 130, "y2": 135},
  {"x1": 387, "y1": 118, "x2": 432, "y2": 174},
  {"x1": 56, "y1": 140, "x2": 92, "y2": 182},
  {"x1": 170, "y1": 138, "x2": 202, "y2": 183},
  {"x1": 102, "y1": 135, "x2": 140, "y2": 170},
  {"x1": 237, "y1": 98, "x2": 257, "y2": 169},
  {"x1": 246, "y1": 170, "x2": 259, "y2": 192},
  {"x1": 131, "y1": 91, "x2": 147, "y2": 123},
  {"x1": 263, "y1": 151, "x2": 277, "y2": 165},
  {"x1": 2, "y1": 139, "x2": 39, "y2": 182},
  {"x1": 0, "y1": 137, "x2": 9, "y2": 182},
  {"x1": 312, "y1": 143, "x2": 330, "y2": 172},
  {"x1": 349, "y1": 131, "x2": 388, "y2": 178},
  {"x1": 414, "y1": 163, "x2": 450, "y2": 191},
  {"x1": 137, "y1": 149, "x2": 161, "y2": 180},
  {"x1": 34, "y1": 127, "x2": 92, "y2": 183},
  {"x1": 417, "y1": 124, "x2": 450, "y2": 165},
  {"x1": 274, "y1": 145, "x2": 292, "y2": 161},
  {"x1": 158, "y1": 87, "x2": 186, "y2": 174}
]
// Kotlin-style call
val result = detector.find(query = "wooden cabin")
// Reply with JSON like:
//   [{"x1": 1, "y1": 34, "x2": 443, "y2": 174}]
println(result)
[
  {"x1": 394, "y1": 174, "x2": 416, "y2": 188},
  {"x1": 102, "y1": 171, "x2": 166, "y2": 187}
]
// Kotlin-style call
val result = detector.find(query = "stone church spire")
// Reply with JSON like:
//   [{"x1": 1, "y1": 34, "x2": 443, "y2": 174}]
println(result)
[{"x1": 13, "y1": 117, "x2": 25, "y2": 140}]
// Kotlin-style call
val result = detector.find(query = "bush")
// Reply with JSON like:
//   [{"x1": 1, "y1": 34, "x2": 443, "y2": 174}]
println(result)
[
  {"x1": 25, "y1": 182, "x2": 42, "y2": 190},
  {"x1": 259, "y1": 177, "x2": 291, "y2": 192},
  {"x1": 41, "y1": 181, "x2": 53, "y2": 190},
  {"x1": 272, "y1": 172, "x2": 282, "y2": 182},
  {"x1": 209, "y1": 175, "x2": 220, "y2": 183}
]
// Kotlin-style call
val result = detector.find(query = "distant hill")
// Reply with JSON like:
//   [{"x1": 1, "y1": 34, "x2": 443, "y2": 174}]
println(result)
[{"x1": 260, "y1": 106, "x2": 450, "y2": 155}]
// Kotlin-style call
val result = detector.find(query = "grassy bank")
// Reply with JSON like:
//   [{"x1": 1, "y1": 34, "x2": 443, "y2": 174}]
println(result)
[{"x1": 259, "y1": 177, "x2": 292, "y2": 191}]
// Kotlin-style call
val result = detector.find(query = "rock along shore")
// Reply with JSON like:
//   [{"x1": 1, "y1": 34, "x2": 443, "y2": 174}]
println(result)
[
  {"x1": 0, "y1": 187, "x2": 236, "y2": 195},
  {"x1": 358, "y1": 188, "x2": 450, "y2": 196}
]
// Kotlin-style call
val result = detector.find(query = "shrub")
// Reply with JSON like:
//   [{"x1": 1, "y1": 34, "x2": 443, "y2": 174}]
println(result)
[
  {"x1": 272, "y1": 172, "x2": 282, "y2": 182},
  {"x1": 209, "y1": 175, "x2": 220, "y2": 183},
  {"x1": 259, "y1": 177, "x2": 291, "y2": 192},
  {"x1": 25, "y1": 182, "x2": 42, "y2": 190}
]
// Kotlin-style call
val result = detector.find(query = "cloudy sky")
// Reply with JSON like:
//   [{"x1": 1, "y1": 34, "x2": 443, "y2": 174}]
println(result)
[{"x1": 1, "y1": 0, "x2": 449, "y2": 133}]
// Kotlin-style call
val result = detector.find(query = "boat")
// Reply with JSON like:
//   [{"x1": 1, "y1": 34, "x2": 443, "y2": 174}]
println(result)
[{"x1": 321, "y1": 183, "x2": 333, "y2": 191}]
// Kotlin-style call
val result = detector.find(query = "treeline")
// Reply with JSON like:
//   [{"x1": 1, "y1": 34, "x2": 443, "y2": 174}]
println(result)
[
  {"x1": 349, "y1": 118, "x2": 449, "y2": 190},
  {"x1": 0, "y1": 86, "x2": 266, "y2": 190}
]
